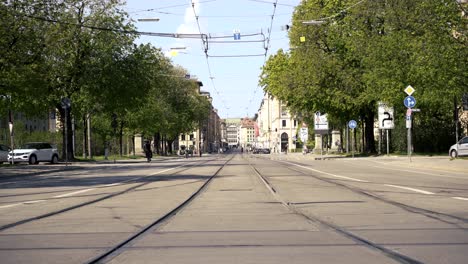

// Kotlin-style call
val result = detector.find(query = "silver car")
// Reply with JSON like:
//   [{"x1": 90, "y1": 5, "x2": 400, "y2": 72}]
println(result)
[
  {"x1": 8, "y1": 142, "x2": 59, "y2": 164},
  {"x1": 449, "y1": 136, "x2": 468, "y2": 158},
  {"x1": 0, "y1": 144, "x2": 11, "y2": 164}
]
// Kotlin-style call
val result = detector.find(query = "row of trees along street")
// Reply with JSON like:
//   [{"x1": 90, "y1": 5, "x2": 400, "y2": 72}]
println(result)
[
  {"x1": 260, "y1": 0, "x2": 467, "y2": 154},
  {"x1": 0, "y1": 0, "x2": 211, "y2": 160}
]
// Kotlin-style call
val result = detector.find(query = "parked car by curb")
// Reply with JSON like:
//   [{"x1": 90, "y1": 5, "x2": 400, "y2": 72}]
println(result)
[
  {"x1": 252, "y1": 148, "x2": 271, "y2": 154},
  {"x1": 449, "y1": 136, "x2": 468, "y2": 158},
  {"x1": 0, "y1": 144, "x2": 11, "y2": 164},
  {"x1": 8, "y1": 142, "x2": 59, "y2": 164}
]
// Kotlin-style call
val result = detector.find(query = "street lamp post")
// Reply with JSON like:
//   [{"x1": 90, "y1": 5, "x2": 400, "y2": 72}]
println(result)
[
  {"x1": 137, "y1": 18, "x2": 160, "y2": 22},
  {"x1": 302, "y1": 20, "x2": 326, "y2": 25}
]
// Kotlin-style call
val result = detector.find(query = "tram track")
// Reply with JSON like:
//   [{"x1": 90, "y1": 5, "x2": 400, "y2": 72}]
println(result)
[
  {"x1": 248, "y1": 160, "x2": 447, "y2": 264},
  {"x1": 283, "y1": 161, "x2": 468, "y2": 226},
  {"x1": 0, "y1": 158, "x2": 219, "y2": 232},
  {"x1": 86, "y1": 155, "x2": 233, "y2": 263}
]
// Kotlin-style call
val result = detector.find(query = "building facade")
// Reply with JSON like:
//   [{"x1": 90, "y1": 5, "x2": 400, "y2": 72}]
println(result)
[
  {"x1": 239, "y1": 117, "x2": 256, "y2": 149},
  {"x1": 256, "y1": 93, "x2": 299, "y2": 153},
  {"x1": 225, "y1": 118, "x2": 241, "y2": 148}
]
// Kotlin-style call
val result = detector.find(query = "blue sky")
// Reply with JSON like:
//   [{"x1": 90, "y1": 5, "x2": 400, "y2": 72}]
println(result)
[{"x1": 124, "y1": 0, "x2": 300, "y2": 119}]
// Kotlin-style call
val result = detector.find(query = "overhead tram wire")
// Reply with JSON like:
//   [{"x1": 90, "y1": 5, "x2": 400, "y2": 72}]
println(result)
[
  {"x1": 208, "y1": 32, "x2": 264, "y2": 39},
  {"x1": 190, "y1": 0, "x2": 229, "y2": 112},
  {"x1": 16, "y1": 13, "x2": 208, "y2": 40},
  {"x1": 245, "y1": 0, "x2": 279, "y2": 117},
  {"x1": 204, "y1": 30, "x2": 268, "y2": 58},
  {"x1": 247, "y1": 0, "x2": 296, "y2": 8},
  {"x1": 127, "y1": 0, "x2": 218, "y2": 14},
  {"x1": 208, "y1": 54, "x2": 266, "y2": 58},
  {"x1": 207, "y1": 31, "x2": 266, "y2": 45}
]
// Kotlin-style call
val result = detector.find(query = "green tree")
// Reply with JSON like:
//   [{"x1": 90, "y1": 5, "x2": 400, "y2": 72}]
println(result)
[
  {"x1": 261, "y1": 0, "x2": 467, "y2": 154},
  {"x1": 39, "y1": 0, "x2": 136, "y2": 160}
]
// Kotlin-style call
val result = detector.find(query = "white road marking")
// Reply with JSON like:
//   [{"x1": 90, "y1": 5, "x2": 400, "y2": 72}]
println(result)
[
  {"x1": 384, "y1": 184, "x2": 435, "y2": 195},
  {"x1": 53, "y1": 188, "x2": 95, "y2": 198},
  {"x1": 452, "y1": 197, "x2": 468, "y2": 201},
  {"x1": 149, "y1": 166, "x2": 180, "y2": 176},
  {"x1": 353, "y1": 160, "x2": 467, "y2": 179},
  {"x1": 23, "y1": 200, "x2": 46, "y2": 204},
  {"x1": 102, "y1": 183, "x2": 122, "y2": 187},
  {"x1": 0, "y1": 200, "x2": 46, "y2": 209},
  {"x1": 0, "y1": 203, "x2": 22, "y2": 209},
  {"x1": 285, "y1": 162, "x2": 370, "y2": 183}
]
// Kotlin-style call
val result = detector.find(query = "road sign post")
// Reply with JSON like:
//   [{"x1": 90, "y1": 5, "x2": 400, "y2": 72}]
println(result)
[
  {"x1": 314, "y1": 112, "x2": 329, "y2": 158},
  {"x1": 403, "y1": 85, "x2": 416, "y2": 162},
  {"x1": 406, "y1": 114, "x2": 412, "y2": 161},
  {"x1": 378, "y1": 102, "x2": 394, "y2": 155},
  {"x1": 349, "y1": 120, "x2": 357, "y2": 158}
]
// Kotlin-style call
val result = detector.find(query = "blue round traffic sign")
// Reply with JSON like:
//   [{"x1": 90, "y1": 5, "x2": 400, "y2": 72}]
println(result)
[
  {"x1": 404, "y1": 96, "x2": 416, "y2": 108},
  {"x1": 349, "y1": 120, "x2": 357, "y2": 129}
]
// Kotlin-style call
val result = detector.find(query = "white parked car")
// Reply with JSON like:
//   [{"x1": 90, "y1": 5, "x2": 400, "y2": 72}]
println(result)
[
  {"x1": 0, "y1": 144, "x2": 11, "y2": 164},
  {"x1": 8, "y1": 142, "x2": 59, "y2": 164},
  {"x1": 449, "y1": 136, "x2": 468, "y2": 158}
]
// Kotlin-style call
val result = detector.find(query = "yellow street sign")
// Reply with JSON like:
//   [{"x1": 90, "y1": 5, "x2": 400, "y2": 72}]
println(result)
[{"x1": 404, "y1": 85, "x2": 415, "y2": 96}]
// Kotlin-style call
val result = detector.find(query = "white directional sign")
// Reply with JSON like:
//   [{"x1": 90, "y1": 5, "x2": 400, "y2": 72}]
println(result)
[
  {"x1": 299, "y1": 127, "x2": 308, "y2": 142},
  {"x1": 314, "y1": 112, "x2": 329, "y2": 131},
  {"x1": 378, "y1": 102, "x2": 395, "y2": 129}
]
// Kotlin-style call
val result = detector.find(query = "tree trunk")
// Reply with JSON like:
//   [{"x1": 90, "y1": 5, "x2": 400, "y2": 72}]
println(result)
[
  {"x1": 59, "y1": 106, "x2": 74, "y2": 161},
  {"x1": 167, "y1": 138, "x2": 174, "y2": 154},
  {"x1": 83, "y1": 115, "x2": 87, "y2": 158},
  {"x1": 119, "y1": 121, "x2": 124, "y2": 156},
  {"x1": 87, "y1": 113, "x2": 92, "y2": 158},
  {"x1": 161, "y1": 134, "x2": 165, "y2": 156},
  {"x1": 131, "y1": 135, "x2": 135, "y2": 156},
  {"x1": 364, "y1": 111, "x2": 376, "y2": 154},
  {"x1": 154, "y1": 132, "x2": 161, "y2": 155}
]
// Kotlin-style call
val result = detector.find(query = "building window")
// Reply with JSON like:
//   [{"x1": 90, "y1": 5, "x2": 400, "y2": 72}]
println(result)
[
  {"x1": 281, "y1": 103, "x2": 288, "y2": 116},
  {"x1": 282, "y1": 120, "x2": 286, "y2": 127},
  {"x1": 181, "y1": 134, "x2": 186, "y2": 141},
  {"x1": 294, "y1": 120, "x2": 297, "y2": 127}
]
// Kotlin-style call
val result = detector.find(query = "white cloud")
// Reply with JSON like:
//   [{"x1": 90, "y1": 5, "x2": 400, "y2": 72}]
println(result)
[
  {"x1": 163, "y1": 0, "x2": 201, "y2": 58},
  {"x1": 177, "y1": 0, "x2": 201, "y2": 34}
]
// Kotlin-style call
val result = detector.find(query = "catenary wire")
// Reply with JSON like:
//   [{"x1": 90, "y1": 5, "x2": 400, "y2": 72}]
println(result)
[
  {"x1": 190, "y1": 0, "x2": 229, "y2": 112},
  {"x1": 246, "y1": 0, "x2": 279, "y2": 116}
]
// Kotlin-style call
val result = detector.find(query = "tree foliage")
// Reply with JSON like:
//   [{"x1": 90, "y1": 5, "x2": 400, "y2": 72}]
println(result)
[
  {"x1": 1, "y1": 0, "x2": 211, "y2": 158},
  {"x1": 260, "y1": 0, "x2": 467, "y2": 153}
]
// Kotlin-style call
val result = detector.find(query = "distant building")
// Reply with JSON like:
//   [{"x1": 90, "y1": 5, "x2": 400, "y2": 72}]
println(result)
[
  {"x1": 256, "y1": 93, "x2": 299, "y2": 153},
  {"x1": 225, "y1": 118, "x2": 241, "y2": 148},
  {"x1": 0, "y1": 110, "x2": 57, "y2": 146},
  {"x1": 240, "y1": 117, "x2": 256, "y2": 149}
]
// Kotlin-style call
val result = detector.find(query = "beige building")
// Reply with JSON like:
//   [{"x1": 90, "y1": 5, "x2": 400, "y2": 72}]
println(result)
[
  {"x1": 177, "y1": 90, "x2": 222, "y2": 154},
  {"x1": 225, "y1": 118, "x2": 241, "y2": 148},
  {"x1": 256, "y1": 93, "x2": 299, "y2": 153},
  {"x1": 239, "y1": 117, "x2": 256, "y2": 149},
  {"x1": 0, "y1": 110, "x2": 57, "y2": 147}
]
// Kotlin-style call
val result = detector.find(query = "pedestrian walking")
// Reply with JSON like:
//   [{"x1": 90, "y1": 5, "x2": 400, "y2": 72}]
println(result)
[{"x1": 143, "y1": 140, "x2": 152, "y2": 162}]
